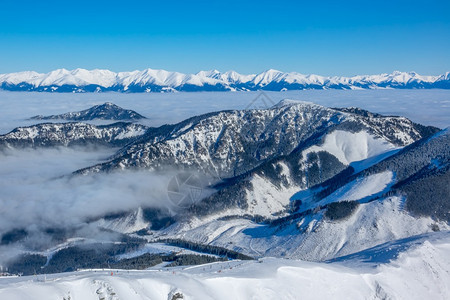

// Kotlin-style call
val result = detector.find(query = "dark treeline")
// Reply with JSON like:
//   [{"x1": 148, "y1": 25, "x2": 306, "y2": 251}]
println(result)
[
  {"x1": 7, "y1": 239, "x2": 251, "y2": 276},
  {"x1": 325, "y1": 201, "x2": 360, "y2": 221},
  {"x1": 159, "y1": 238, "x2": 253, "y2": 260},
  {"x1": 166, "y1": 254, "x2": 227, "y2": 267},
  {"x1": 114, "y1": 253, "x2": 227, "y2": 269},
  {"x1": 8, "y1": 242, "x2": 143, "y2": 275},
  {"x1": 396, "y1": 165, "x2": 450, "y2": 222}
]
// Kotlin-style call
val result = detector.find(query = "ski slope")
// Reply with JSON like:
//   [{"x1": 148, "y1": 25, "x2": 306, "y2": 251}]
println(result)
[
  {"x1": 0, "y1": 231, "x2": 449, "y2": 299},
  {"x1": 301, "y1": 130, "x2": 396, "y2": 166}
]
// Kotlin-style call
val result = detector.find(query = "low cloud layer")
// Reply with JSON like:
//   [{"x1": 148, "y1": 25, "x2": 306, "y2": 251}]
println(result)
[
  {"x1": 0, "y1": 147, "x2": 208, "y2": 263},
  {"x1": 0, "y1": 89, "x2": 449, "y2": 136}
]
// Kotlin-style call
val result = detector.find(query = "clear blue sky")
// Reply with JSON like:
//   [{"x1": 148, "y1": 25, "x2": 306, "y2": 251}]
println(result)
[{"x1": 0, "y1": 0, "x2": 449, "y2": 75}]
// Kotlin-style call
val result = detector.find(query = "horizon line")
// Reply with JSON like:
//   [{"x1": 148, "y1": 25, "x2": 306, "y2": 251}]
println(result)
[{"x1": 1, "y1": 68, "x2": 449, "y2": 78}]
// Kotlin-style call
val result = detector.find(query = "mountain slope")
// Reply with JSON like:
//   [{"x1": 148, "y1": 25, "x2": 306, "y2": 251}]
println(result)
[
  {"x1": 168, "y1": 128, "x2": 449, "y2": 261},
  {"x1": 70, "y1": 102, "x2": 447, "y2": 263},
  {"x1": 30, "y1": 102, "x2": 146, "y2": 121},
  {"x1": 309, "y1": 128, "x2": 450, "y2": 221},
  {"x1": 77, "y1": 100, "x2": 435, "y2": 178},
  {"x1": 74, "y1": 101, "x2": 438, "y2": 223},
  {"x1": 1, "y1": 68, "x2": 449, "y2": 92},
  {"x1": 0, "y1": 122, "x2": 148, "y2": 149}
]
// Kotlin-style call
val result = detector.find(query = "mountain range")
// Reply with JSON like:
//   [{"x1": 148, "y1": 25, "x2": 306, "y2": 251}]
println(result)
[
  {"x1": 0, "y1": 68, "x2": 449, "y2": 92},
  {"x1": 1, "y1": 100, "x2": 449, "y2": 276}
]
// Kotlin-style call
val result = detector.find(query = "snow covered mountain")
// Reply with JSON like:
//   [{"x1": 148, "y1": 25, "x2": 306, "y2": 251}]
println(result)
[
  {"x1": 0, "y1": 68, "x2": 449, "y2": 92},
  {"x1": 0, "y1": 122, "x2": 148, "y2": 149},
  {"x1": 30, "y1": 102, "x2": 146, "y2": 121},
  {"x1": 143, "y1": 127, "x2": 449, "y2": 262},
  {"x1": 72, "y1": 101, "x2": 448, "y2": 263},
  {"x1": 76, "y1": 100, "x2": 437, "y2": 179},
  {"x1": 0, "y1": 103, "x2": 148, "y2": 149}
]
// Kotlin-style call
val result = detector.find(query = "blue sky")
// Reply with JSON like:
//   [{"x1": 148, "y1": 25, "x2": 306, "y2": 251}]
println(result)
[{"x1": 0, "y1": 0, "x2": 449, "y2": 75}]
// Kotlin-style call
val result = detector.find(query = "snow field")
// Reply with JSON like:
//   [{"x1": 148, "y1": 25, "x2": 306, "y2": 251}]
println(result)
[{"x1": 1, "y1": 232, "x2": 449, "y2": 299}]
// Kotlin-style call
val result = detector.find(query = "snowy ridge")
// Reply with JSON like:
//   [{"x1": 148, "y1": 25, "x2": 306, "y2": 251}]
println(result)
[
  {"x1": 1, "y1": 68, "x2": 449, "y2": 92},
  {"x1": 77, "y1": 100, "x2": 433, "y2": 177},
  {"x1": 0, "y1": 122, "x2": 148, "y2": 148}
]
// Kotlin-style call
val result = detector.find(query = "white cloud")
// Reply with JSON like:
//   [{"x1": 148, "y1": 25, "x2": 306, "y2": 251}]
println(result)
[{"x1": 0, "y1": 147, "x2": 180, "y2": 237}]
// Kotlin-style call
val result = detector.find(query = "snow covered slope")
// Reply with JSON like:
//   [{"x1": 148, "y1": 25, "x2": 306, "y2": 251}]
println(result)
[
  {"x1": 77, "y1": 100, "x2": 435, "y2": 178},
  {"x1": 155, "y1": 195, "x2": 448, "y2": 261},
  {"x1": 311, "y1": 127, "x2": 450, "y2": 221},
  {"x1": 0, "y1": 122, "x2": 148, "y2": 148},
  {"x1": 146, "y1": 128, "x2": 449, "y2": 260},
  {"x1": 1, "y1": 68, "x2": 449, "y2": 92},
  {"x1": 301, "y1": 130, "x2": 397, "y2": 165},
  {"x1": 109, "y1": 100, "x2": 432, "y2": 220},
  {"x1": 0, "y1": 231, "x2": 449, "y2": 300}
]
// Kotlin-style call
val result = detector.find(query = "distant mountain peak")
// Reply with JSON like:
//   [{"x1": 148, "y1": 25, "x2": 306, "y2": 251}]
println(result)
[
  {"x1": 30, "y1": 102, "x2": 146, "y2": 121},
  {"x1": 96, "y1": 102, "x2": 116, "y2": 108},
  {"x1": 264, "y1": 68, "x2": 283, "y2": 73}
]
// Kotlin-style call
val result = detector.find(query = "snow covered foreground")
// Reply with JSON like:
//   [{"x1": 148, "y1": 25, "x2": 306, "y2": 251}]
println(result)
[{"x1": 1, "y1": 232, "x2": 449, "y2": 300}]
